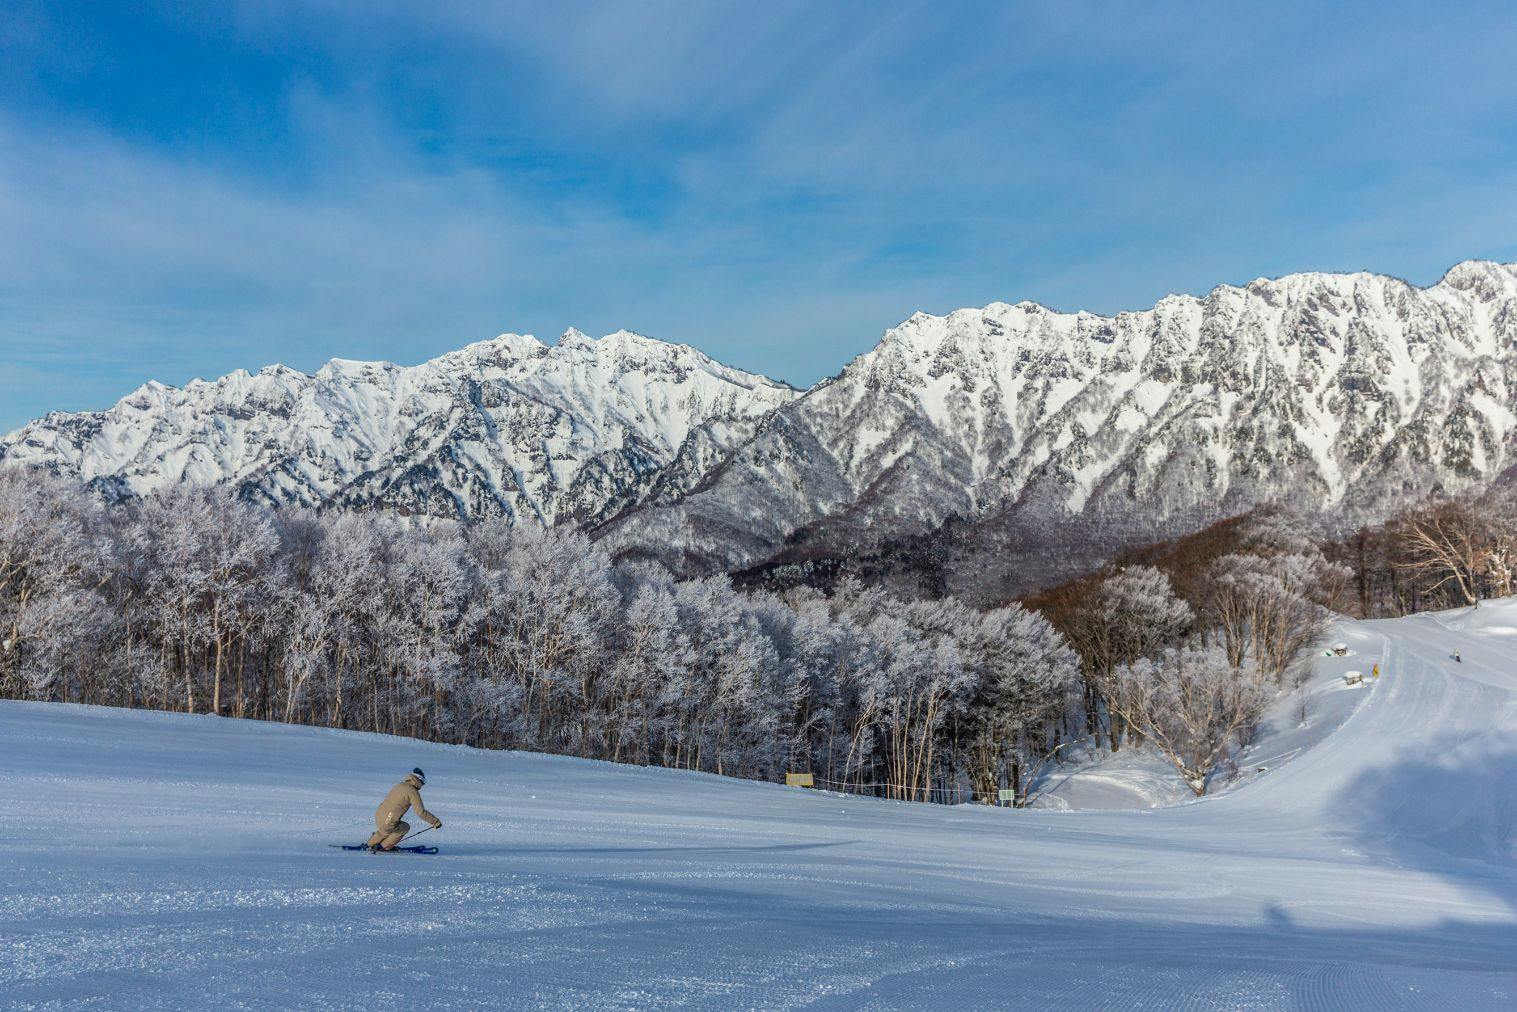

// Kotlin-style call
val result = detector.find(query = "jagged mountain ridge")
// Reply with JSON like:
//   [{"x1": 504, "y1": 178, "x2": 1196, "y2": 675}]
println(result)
[
  {"x1": 611, "y1": 260, "x2": 1517, "y2": 596},
  {"x1": 4, "y1": 260, "x2": 1516, "y2": 598},
  {"x1": 0, "y1": 329, "x2": 798, "y2": 525}
]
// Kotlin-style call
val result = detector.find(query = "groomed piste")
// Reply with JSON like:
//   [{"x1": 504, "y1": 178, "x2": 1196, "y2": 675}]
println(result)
[{"x1": 5, "y1": 601, "x2": 1517, "y2": 1009}]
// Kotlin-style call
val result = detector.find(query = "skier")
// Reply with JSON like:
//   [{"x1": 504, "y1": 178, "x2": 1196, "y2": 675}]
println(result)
[
  {"x1": 367, "y1": 768, "x2": 442, "y2": 851},
  {"x1": 1453, "y1": 650, "x2": 1462, "y2": 663}
]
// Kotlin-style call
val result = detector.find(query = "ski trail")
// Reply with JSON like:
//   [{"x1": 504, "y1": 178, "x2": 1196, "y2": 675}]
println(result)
[{"x1": 4, "y1": 601, "x2": 1517, "y2": 1009}]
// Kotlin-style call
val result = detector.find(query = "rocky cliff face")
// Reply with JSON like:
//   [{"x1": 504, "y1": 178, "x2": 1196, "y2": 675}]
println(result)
[{"x1": 611, "y1": 261, "x2": 1517, "y2": 597}]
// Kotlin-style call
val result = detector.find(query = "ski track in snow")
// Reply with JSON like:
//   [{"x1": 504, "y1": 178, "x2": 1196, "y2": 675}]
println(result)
[{"x1": 4, "y1": 603, "x2": 1517, "y2": 1009}]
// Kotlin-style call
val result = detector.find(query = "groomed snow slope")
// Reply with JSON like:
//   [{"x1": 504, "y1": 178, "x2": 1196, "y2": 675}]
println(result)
[{"x1": 5, "y1": 603, "x2": 1517, "y2": 1009}]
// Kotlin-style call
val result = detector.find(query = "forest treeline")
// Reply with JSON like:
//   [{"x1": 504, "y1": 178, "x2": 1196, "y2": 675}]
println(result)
[
  {"x1": 1329, "y1": 492, "x2": 1517, "y2": 616},
  {"x1": 1026, "y1": 488, "x2": 1517, "y2": 623},
  {"x1": 1, "y1": 468, "x2": 1506, "y2": 802},
  {"x1": 0, "y1": 470, "x2": 1078, "y2": 803}
]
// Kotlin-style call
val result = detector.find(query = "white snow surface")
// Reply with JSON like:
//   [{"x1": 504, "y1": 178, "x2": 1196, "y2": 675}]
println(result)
[{"x1": 6, "y1": 602, "x2": 1517, "y2": 1009}]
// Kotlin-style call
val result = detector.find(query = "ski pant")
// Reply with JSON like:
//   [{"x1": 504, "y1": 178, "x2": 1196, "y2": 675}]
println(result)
[{"x1": 367, "y1": 819, "x2": 410, "y2": 849}]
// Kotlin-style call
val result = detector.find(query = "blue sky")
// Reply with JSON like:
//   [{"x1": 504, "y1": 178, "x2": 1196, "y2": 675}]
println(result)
[{"x1": 2, "y1": 2, "x2": 1516, "y2": 431}]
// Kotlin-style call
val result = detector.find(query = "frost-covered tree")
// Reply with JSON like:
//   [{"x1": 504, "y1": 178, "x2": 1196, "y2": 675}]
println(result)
[
  {"x1": 762, "y1": 588, "x2": 843, "y2": 781},
  {"x1": 1334, "y1": 487, "x2": 1517, "y2": 617},
  {"x1": 1202, "y1": 512, "x2": 1349, "y2": 685},
  {"x1": 0, "y1": 472, "x2": 108, "y2": 699},
  {"x1": 1109, "y1": 642, "x2": 1271, "y2": 796},
  {"x1": 1391, "y1": 495, "x2": 1517, "y2": 606},
  {"x1": 959, "y1": 605, "x2": 1081, "y2": 805},
  {"x1": 1064, "y1": 566, "x2": 1193, "y2": 751},
  {"x1": 604, "y1": 563, "x2": 687, "y2": 764},
  {"x1": 1479, "y1": 492, "x2": 1517, "y2": 600},
  {"x1": 0, "y1": 466, "x2": 1103, "y2": 804},
  {"x1": 1204, "y1": 552, "x2": 1341, "y2": 684},
  {"x1": 492, "y1": 525, "x2": 618, "y2": 751}
]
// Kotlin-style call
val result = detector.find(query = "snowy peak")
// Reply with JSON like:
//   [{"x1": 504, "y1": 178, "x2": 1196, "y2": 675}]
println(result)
[
  {"x1": 1439, "y1": 259, "x2": 1517, "y2": 301},
  {"x1": 613, "y1": 261, "x2": 1517, "y2": 593},
  {"x1": 5, "y1": 259, "x2": 1516, "y2": 586},
  {"x1": 0, "y1": 329, "x2": 797, "y2": 525}
]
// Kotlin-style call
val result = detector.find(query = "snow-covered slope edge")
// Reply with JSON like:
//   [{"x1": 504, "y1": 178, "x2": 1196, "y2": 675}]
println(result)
[{"x1": 0, "y1": 330, "x2": 798, "y2": 524}]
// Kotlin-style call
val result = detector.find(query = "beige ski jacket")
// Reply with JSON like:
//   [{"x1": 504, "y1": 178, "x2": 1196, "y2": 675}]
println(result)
[{"x1": 375, "y1": 775, "x2": 441, "y2": 831}]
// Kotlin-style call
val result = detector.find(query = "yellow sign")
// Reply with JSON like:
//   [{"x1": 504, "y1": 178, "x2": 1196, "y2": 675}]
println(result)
[{"x1": 785, "y1": 773, "x2": 814, "y2": 788}]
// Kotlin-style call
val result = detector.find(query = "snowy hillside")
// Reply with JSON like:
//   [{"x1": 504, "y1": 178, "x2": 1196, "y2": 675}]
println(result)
[
  {"x1": 6, "y1": 601, "x2": 1517, "y2": 1008},
  {"x1": 1032, "y1": 614, "x2": 1389, "y2": 810},
  {"x1": 618, "y1": 260, "x2": 1517, "y2": 593},
  {"x1": 0, "y1": 330, "x2": 796, "y2": 524}
]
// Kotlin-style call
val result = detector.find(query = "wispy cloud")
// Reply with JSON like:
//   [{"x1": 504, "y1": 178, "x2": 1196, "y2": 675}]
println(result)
[{"x1": 2, "y1": 1, "x2": 1516, "y2": 431}]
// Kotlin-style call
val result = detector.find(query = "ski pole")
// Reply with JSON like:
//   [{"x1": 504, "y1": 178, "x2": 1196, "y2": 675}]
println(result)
[{"x1": 398, "y1": 825, "x2": 435, "y2": 844}]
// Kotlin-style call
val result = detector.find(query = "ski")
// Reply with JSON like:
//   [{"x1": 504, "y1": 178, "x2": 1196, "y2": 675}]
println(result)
[{"x1": 330, "y1": 844, "x2": 439, "y2": 854}]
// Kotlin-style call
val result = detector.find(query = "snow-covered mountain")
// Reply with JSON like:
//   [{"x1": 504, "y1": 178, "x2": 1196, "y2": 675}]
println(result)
[
  {"x1": 614, "y1": 261, "x2": 1517, "y2": 595},
  {"x1": 6, "y1": 260, "x2": 1516, "y2": 594},
  {"x1": 0, "y1": 330, "x2": 797, "y2": 525}
]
